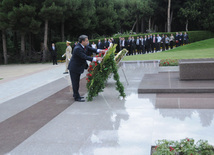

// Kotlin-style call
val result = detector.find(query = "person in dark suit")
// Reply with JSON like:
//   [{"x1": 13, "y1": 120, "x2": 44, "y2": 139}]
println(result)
[
  {"x1": 50, "y1": 43, "x2": 57, "y2": 65},
  {"x1": 127, "y1": 37, "x2": 132, "y2": 55},
  {"x1": 97, "y1": 40, "x2": 103, "y2": 49},
  {"x1": 179, "y1": 32, "x2": 183, "y2": 46},
  {"x1": 68, "y1": 35, "x2": 103, "y2": 102},
  {"x1": 103, "y1": 38, "x2": 109, "y2": 49},
  {"x1": 140, "y1": 36, "x2": 145, "y2": 54},
  {"x1": 161, "y1": 34, "x2": 165, "y2": 51},
  {"x1": 184, "y1": 32, "x2": 189, "y2": 45},
  {"x1": 147, "y1": 35, "x2": 151, "y2": 53},
  {"x1": 131, "y1": 37, "x2": 136, "y2": 55},
  {"x1": 136, "y1": 37, "x2": 141, "y2": 54},
  {"x1": 175, "y1": 32, "x2": 180, "y2": 47}
]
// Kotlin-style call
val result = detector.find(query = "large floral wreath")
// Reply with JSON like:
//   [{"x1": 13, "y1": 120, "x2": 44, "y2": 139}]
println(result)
[{"x1": 86, "y1": 45, "x2": 128, "y2": 101}]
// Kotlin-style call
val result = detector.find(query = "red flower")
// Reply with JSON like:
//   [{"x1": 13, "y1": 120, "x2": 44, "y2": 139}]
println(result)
[
  {"x1": 86, "y1": 78, "x2": 88, "y2": 80},
  {"x1": 99, "y1": 53, "x2": 102, "y2": 57},
  {"x1": 167, "y1": 62, "x2": 169, "y2": 64},
  {"x1": 89, "y1": 74, "x2": 92, "y2": 77},
  {"x1": 95, "y1": 62, "x2": 97, "y2": 66},
  {"x1": 90, "y1": 65, "x2": 93, "y2": 68},
  {"x1": 169, "y1": 146, "x2": 174, "y2": 151},
  {"x1": 88, "y1": 80, "x2": 90, "y2": 82}
]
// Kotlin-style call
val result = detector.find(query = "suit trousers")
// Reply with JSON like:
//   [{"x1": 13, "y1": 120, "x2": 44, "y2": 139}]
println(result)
[
  {"x1": 69, "y1": 71, "x2": 81, "y2": 99},
  {"x1": 52, "y1": 55, "x2": 57, "y2": 65}
]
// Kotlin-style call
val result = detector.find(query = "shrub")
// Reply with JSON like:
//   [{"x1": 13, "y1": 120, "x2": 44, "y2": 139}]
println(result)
[{"x1": 55, "y1": 42, "x2": 67, "y2": 60}]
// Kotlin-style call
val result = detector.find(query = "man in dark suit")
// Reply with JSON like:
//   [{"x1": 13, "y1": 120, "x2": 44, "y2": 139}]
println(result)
[
  {"x1": 127, "y1": 37, "x2": 132, "y2": 55},
  {"x1": 140, "y1": 36, "x2": 145, "y2": 54},
  {"x1": 68, "y1": 35, "x2": 103, "y2": 102},
  {"x1": 179, "y1": 32, "x2": 184, "y2": 46},
  {"x1": 103, "y1": 38, "x2": 109, "y2": 49},
  {"x1": 97, "y1": 39, "x2": 103, "y2": 49},
  {"x1": 136, "y1": 37, "x2": 141, "y2": 54},
  {"x1": 131, "y1": 37, "x2": 136, "y2": 55},
  {"x1": 50, "y1": 43, "x2": 57, "y2": 65},
  {"x1": 175, "y1": 32, "x2": 180, "y2": 47}
]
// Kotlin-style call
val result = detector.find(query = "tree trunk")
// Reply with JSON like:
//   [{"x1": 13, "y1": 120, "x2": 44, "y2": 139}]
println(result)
[
  {"x1": 13, "y1": 31, "x2": 19, "y2": 57},
  {"x1": 170, "y1": 10, "x2": 173, "y2": 25},
  {"x1": 43, "y1": 19, "x2": 48, "y2": 62},
  {"x1": 186, "y1": 19, "x2": 188, "y2": 32},
  {"x1": 20, "y1": 32, "x2": 25, "y2": 63},
  {"x1": 167, "y1": 0, "x2": 171, "y2": 32},
  {"x1": 136, "y1": 14, "x2": 139, "y2": 33},
  {"x1": 152, "y1": 19, "x2": 155, "y2": 31},
  {"x1": 148, "y1": 17, "x2": 151, "y2": 32},
  {"x1": 61, "y1": 21, "x2": 65, "y2": 42},
  {"x1": 141, "y1": 17, "x2": 144, "y2": 33},
  {"x1": 131, "y1": 19, "x2": 137, "y2": 34},
  {"x1": 2, "y1": 30, "x2": 8, "y2": 64},
  {"x1": 29, "y1": 33, "x2": 32, "y2": 60}
]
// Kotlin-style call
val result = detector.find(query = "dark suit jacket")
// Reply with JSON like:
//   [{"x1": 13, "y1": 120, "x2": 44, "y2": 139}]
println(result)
[
  {"x1": 175, "y1": 35, "x2": 180, "y2": 41},
  {"x1": 97, "y1": 42, "x2": 103, "y2": 49},
  {"x1": 49, "y1": 46, "x2": 57, "y2": 56},
  {"x1": 103, "y1": 41, "x2": 109, "y2": 48},
  {"x1": 68, "y1": 43, "x2": 97, "y2": 74}
]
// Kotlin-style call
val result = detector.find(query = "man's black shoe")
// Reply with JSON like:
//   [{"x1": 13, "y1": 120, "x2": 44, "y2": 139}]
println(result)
[
  {"x1": 75, "y1": 98, "x2": 85, "y2": 102},
  {"x1": 80, "y1": 96, "x2": 84, "y2": 99}
]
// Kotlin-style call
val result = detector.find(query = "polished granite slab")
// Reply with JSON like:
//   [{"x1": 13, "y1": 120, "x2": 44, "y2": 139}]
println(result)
[
  {"x1": 3, "y1": 62, "x2": 213, "y2": 155},
  {"x1": 138, "y1": 71, "x2": 214, "y2": 93}
]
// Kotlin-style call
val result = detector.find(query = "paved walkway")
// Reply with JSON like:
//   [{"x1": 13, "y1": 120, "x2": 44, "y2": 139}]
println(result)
[{"x1": 0, "y1": 61, "x2": 214, "y2": 155}]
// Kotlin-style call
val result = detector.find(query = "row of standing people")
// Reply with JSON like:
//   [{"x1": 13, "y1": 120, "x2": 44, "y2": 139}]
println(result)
[{"x1": 119, "y1": 32, "x2": 189, "y2": 55}]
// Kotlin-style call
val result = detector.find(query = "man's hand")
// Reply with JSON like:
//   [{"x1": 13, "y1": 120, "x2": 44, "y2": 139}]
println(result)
[{"x1": 96, "y1": 57, "x2": 102, "y2": 61}]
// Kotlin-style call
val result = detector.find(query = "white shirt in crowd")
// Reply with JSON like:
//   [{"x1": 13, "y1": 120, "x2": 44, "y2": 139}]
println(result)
[
  {"x1": 92, "y1": 44, "x2": 97, "y2": 49},
  {"x1": 157, "y1": 36, "x2": 162, "y2": 43}
]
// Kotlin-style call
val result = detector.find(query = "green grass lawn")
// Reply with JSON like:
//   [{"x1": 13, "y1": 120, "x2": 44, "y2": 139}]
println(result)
[{"x1": 123, "y1": 38, "x2": 214, "y2": 61}]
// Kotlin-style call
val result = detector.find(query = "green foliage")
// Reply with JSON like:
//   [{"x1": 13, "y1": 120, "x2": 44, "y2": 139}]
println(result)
[
  {"x1": 153, "y1": 138, "x2": 214, "y2": 155},
  {"x1": 55, "y1": 42, "x2": 67, "y2": 60},
  {"x1": 86, "y1": 45, "x2": 126, "y2": 101},
  {"x1": 179, "y1": 0, "x2": 201, "y2": 21},
  {"x1": 39, "y1": 0, "x2": 64, "y2": 21}
]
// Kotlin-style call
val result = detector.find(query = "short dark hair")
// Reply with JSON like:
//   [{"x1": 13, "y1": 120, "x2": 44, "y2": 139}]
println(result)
[{"x1": 78, "y1": 35, "x2": 88, "y2": 43}]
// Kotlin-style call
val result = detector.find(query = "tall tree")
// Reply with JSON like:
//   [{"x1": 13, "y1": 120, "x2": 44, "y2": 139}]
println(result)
[
  {"x1": 0, "y1": 0, "x2": 14, "y2": 64},
  {"x1": 9, "y1": 3, "x2": 41, "y2": 62},
  {"x1": 39, "y1": 0, "x2": 63, "y2": 62},
  {"x1": 167, "y1": 0, "x2": 171, "y2": 32},
  {"x1": 200, "y1": 0, "x2": 214, "y2": 32},
  {"x1": 179, "y1": 0, "x2": 201, "y2": 31},
  {"x1": 94, "y1": 0, "x2": 118, "y2": 35}
]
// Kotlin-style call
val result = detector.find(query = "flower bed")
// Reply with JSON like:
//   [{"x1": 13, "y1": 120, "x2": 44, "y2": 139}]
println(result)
[
  {"x1": 159, "y1": 59, "x2": 179, "y2": 66},
  {"x1": 151, "y1": 138, "x2": 214, "y2": 155},
  {"x1": 86, "y1": 45, "x2": 126, "y2": 101}
]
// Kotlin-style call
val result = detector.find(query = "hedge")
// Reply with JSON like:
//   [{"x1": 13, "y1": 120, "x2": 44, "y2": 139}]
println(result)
[
  {"x1": 56, "y1": 31, "x2": 214, "y2": 57},
  {"x1": 55, "y1": 42, "x2": 67, "y2": 61}
]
